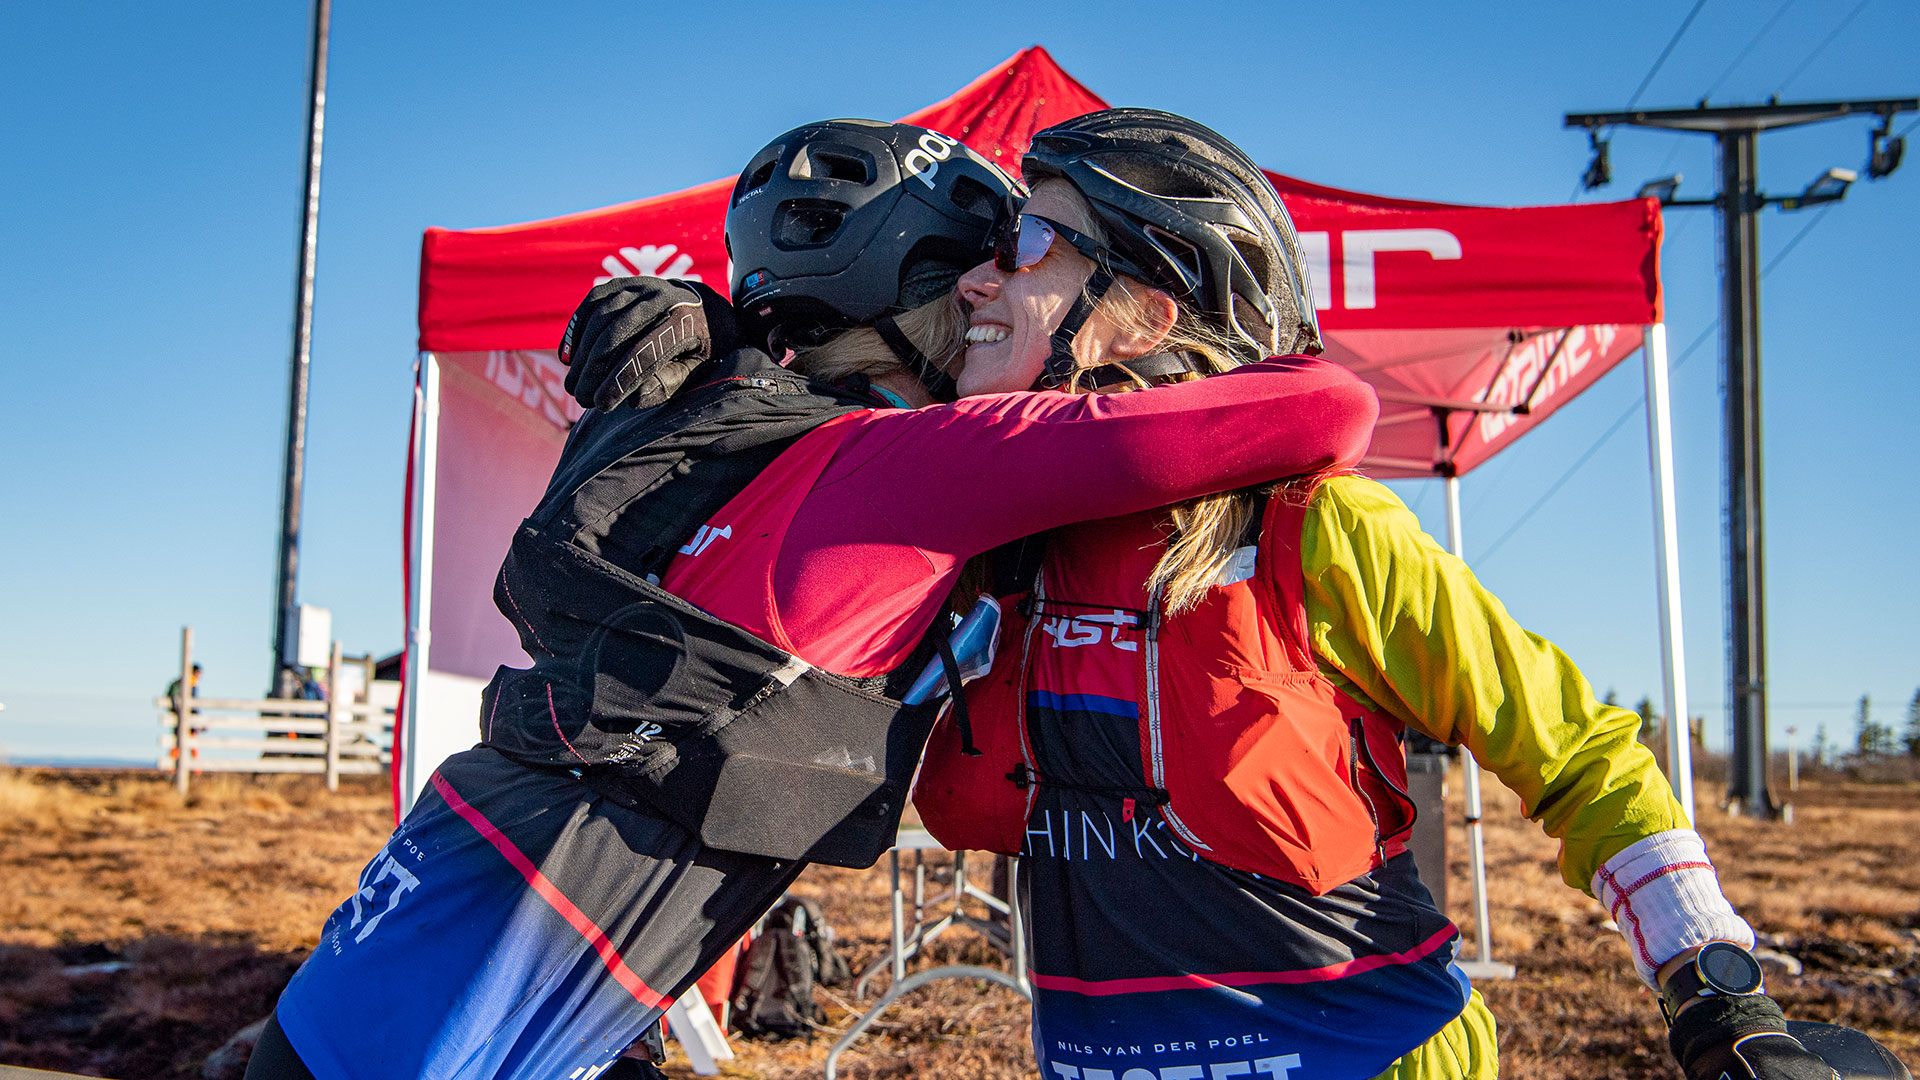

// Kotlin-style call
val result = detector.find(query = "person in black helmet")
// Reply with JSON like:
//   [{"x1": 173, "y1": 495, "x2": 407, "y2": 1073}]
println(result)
[
  {"x1": 245, "y1": 118, "x2": 1378, "y2": 1080},
  {"x1": 914, "y1": 108, "x2": 1851, "y2": 1080},
  {"x1": 726, "y1": 119, "x2": 1011, "y2": 391}
]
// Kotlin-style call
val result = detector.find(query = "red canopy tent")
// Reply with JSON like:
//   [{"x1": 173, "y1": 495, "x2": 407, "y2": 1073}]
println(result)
[{"x1": 399, "y1": 51, "x2": 1694, "y2": 909}]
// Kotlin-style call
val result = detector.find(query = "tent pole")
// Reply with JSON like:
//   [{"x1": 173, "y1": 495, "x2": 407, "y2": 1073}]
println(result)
[
  {"x1": 1444, "y1": 477, "x2": 1509, "y2": 978},
  {"x1": 1642, "y1": 324, "x2": 1696, "y2": 823},
  {"x1": 400, "y1": 353, "x2": 441, "y2": 817}
]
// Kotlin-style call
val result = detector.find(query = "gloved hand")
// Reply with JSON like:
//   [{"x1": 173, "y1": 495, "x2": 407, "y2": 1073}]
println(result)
[
  {"x1": 1788, "y1": 1021, "x2": 1914, "y2": 1080},
  {"x1": 559, "y1": 276, "x2": 737, "y2": 411},
  {"x1": 1670, "y1": 995, "x2": 1840, "y2": 1080}
]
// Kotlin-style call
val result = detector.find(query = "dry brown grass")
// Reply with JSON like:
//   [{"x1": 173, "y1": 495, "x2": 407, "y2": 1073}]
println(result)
[
  {"x1": 1, "y1": 766, "x2": 1913, "y2": 1079},
  {"x1": 0, "y1": 768, "x2": 392, "y2": 1077}
]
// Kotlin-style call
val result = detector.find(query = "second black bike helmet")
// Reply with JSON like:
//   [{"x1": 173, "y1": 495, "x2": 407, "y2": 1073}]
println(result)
[{"x1": 1020, "y1": 108, "x2": 1323, "y2": 385}]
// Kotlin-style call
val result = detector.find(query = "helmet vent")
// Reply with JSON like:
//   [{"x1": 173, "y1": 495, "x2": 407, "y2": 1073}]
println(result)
[
  {"x1": 773, "y1": 199, "x2": 848, "y2": 248},
  {"x1": 1143, "y1": 224, "x2": 1205, "y2": 293},
  {"x1": 743, "y1": 158, "x2": 779, "y2": 194},
  {"x1": 1230, "y1": 235, "x2": 1270, "y2": 288},
  {"x1": 790, "y1": 146, "x2": 873, "y2": 184},
  {"x1": 947, "y1": 175, "x2": 997, "y2": 221}
]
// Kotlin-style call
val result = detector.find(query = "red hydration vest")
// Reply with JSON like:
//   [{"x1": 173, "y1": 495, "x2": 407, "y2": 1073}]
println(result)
[{"x1": 915, "y1": 490, "x2": 1416, "y2": 896}]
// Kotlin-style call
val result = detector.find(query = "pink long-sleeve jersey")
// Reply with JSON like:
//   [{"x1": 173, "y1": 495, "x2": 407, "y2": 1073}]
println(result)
[{"x1": 661, "y1": 356, "x2": 1377, "y2": 678}]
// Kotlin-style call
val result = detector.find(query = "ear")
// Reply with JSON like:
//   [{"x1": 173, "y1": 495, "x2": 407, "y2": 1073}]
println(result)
[{"x1": 1105, "y1": 286, "x2": 1178, "y2": 359}]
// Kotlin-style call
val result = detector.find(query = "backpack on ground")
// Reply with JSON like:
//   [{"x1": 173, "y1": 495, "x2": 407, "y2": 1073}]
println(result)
[
  {"x1": 731, "y1": 895, "x2": 850, "y2": 1039},
  {"x1": 793, "y1": 894, "x2": 853, "y2": 989}
]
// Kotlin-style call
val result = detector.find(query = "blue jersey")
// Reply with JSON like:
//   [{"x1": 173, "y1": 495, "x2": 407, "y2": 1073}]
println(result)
[{"x1": 275, "y1": 747, "x2": 799, "y2": 1079}]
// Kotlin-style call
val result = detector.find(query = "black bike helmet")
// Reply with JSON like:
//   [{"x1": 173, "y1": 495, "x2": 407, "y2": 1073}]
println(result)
[
  {"x1": 727, "y1": 119, "x2": 1022, "y2": 392},
  {"x1": 1021, "y1": 108, "x2": 1323, "y2": 385}
]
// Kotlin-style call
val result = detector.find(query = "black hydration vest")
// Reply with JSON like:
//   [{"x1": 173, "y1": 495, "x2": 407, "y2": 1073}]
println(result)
[{"x1": 478, "y1": 349, "x2": 947, "y2": 869}]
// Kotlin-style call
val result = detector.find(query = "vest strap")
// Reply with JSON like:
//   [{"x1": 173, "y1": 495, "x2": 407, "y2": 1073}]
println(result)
[{"x1": 936, "y1": 633, "x2": 981, "y2": 757}]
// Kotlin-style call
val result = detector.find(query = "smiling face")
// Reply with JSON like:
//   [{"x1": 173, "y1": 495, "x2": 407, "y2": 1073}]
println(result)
[{"x1": 953, "y1": 181, "x2": 1129, "y2": 397}]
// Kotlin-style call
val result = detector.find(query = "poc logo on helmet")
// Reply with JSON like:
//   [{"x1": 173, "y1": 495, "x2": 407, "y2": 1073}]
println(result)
[{"x1": 903, "y1": 130, "x2": 961, "y2": 191}]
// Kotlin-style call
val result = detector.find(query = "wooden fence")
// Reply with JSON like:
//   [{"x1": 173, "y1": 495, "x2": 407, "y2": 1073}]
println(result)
[{"x1": 153, "y1": 627, "x2": 393, "y2": 794}]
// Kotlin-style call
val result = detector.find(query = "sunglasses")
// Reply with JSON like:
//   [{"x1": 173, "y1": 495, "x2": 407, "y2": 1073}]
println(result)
[{"x1": 993, "y1": 211, "x2": 1109, "y2": 272}]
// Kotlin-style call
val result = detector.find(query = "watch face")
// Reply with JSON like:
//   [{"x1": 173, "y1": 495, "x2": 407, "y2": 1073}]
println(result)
[{"x1": 1699, "y1": 943, "x2": 1763, "y2": 994}]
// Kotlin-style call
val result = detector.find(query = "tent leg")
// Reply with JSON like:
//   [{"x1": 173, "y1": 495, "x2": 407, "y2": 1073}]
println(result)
[
  {"x1": 400, "y1": 353, "x2": 441, "y2": 818},
  {"x1": 1642, "y1": 324, "x2": 1696, "y2": 823},
  {"x1": 1444, "y1": 476, "x2": 1514, "y2": 980}
]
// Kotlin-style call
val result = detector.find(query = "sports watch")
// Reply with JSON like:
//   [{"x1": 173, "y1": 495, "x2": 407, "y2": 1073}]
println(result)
[{"x1": 1659, "y1": 941, "x2": 1766, "y2": 1025}]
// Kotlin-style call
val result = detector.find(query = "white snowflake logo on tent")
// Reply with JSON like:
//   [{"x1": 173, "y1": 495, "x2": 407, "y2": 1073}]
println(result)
[{"x1": 594, "y1": 244, "x2": 702, "y2": 285}]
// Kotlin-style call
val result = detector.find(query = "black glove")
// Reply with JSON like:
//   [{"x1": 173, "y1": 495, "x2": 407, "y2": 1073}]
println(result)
[
  {"x1": 559, "y1": 276, "x2": 737, "y2": 411},
  {"x1": 1788, "y1": 1022, "x2": 1914, "y2": 1080},
  {"x1": 1670, "y1": 995, "x2": 1840, "y2": 1080}
]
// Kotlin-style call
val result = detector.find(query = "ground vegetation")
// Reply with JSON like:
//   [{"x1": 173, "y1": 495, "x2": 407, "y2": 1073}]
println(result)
[{"x1": 0, "y1": 766, "x2": 1913, "y2": 1078}]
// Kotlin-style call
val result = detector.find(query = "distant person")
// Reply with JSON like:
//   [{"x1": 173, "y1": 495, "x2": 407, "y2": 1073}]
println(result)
[
  {"x1": 165, "y1": 663, "x2": 204, "y2": 765},
  {"x1": 164, "y1": 662, "x2": 202, "y2": 702},
  {"x1": 260, "y1": 665, "x2": 328, "y2": 752},
  {"x1": 297, "y1": 667, "x2": 327, "y2": 702}
]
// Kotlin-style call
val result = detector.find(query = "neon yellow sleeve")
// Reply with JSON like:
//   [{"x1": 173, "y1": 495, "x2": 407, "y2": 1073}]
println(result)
[{"x1": 1297, "y1": 474, "x2": 1688, "y2": 892}]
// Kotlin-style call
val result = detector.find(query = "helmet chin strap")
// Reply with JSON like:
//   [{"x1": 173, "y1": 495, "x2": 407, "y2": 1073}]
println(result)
[
  {"x1": 873, "y1": 314, "x2": 957, "y2": 402},
  {"x1": 1037, "y1": 263, "x2": 1198, "y2": 391},
  {"x1": 1080, "y1": 350, "x2": 1199, "y2": 389},
  {"x1": 1038, "y1": 267, "x2": 1116, "y2": 389}
]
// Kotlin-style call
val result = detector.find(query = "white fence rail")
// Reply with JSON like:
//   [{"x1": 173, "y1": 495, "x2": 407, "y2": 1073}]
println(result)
[{"x1": 156, "y1": 627, "x2": 393, "y2": 794}]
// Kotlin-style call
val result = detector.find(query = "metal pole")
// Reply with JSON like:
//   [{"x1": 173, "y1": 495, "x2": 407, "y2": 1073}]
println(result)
[
  {"x1": 175, "y1": 626, "x2": 194, "y2": 796},
  {"x1": 1564, "y1": 98, "x2": 1919, "y2": 819},
  {"x1": 1008, "y1": 856, "x2": 1028, "y2": 997},
  {"x1": 889, "y1": 849, "x2": 906, "y2": 985},
  {"x1": 1718, "y1": 130, "x2": 1775, "y2": 819},
  {"x1": 399, "y1": 355, "x2": 441, "y2": 816},
  {"x1": 271, "y1": 0, "x2": 332, "y2": 698},
  {"x1": 1444, "y1": 477, "x2": 1499, "y2": 972},
  {"x1": 1642, "y1": 323, "x2": 1695, "y2": 823},
  {"x1": 325, "y1": 639, "x2": 344, "y2": 791}
]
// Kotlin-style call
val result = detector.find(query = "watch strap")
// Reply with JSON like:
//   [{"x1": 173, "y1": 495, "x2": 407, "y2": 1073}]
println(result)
[{"x1": 1661, "y1": 961, "x2": 1711, "y2": 1025}]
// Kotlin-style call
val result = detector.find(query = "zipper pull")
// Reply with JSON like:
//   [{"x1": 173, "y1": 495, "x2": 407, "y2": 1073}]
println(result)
[{"x1": 1121, "y1": 797, "x2": 1136, "y2": 823}]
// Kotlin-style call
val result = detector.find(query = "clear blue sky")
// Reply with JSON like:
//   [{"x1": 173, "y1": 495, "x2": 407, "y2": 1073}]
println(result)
[{"x1": 2, "y1": 1, "x2": 1915, "y2": 765}]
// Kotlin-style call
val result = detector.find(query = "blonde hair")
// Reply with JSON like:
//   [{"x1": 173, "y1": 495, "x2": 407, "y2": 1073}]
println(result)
[
  {"x1": 788, "y1": 295, "x2": 965, "y2": 386},
  {"x1": 1062, "y1": 281, "x2": 1276, "y2": 615}
]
